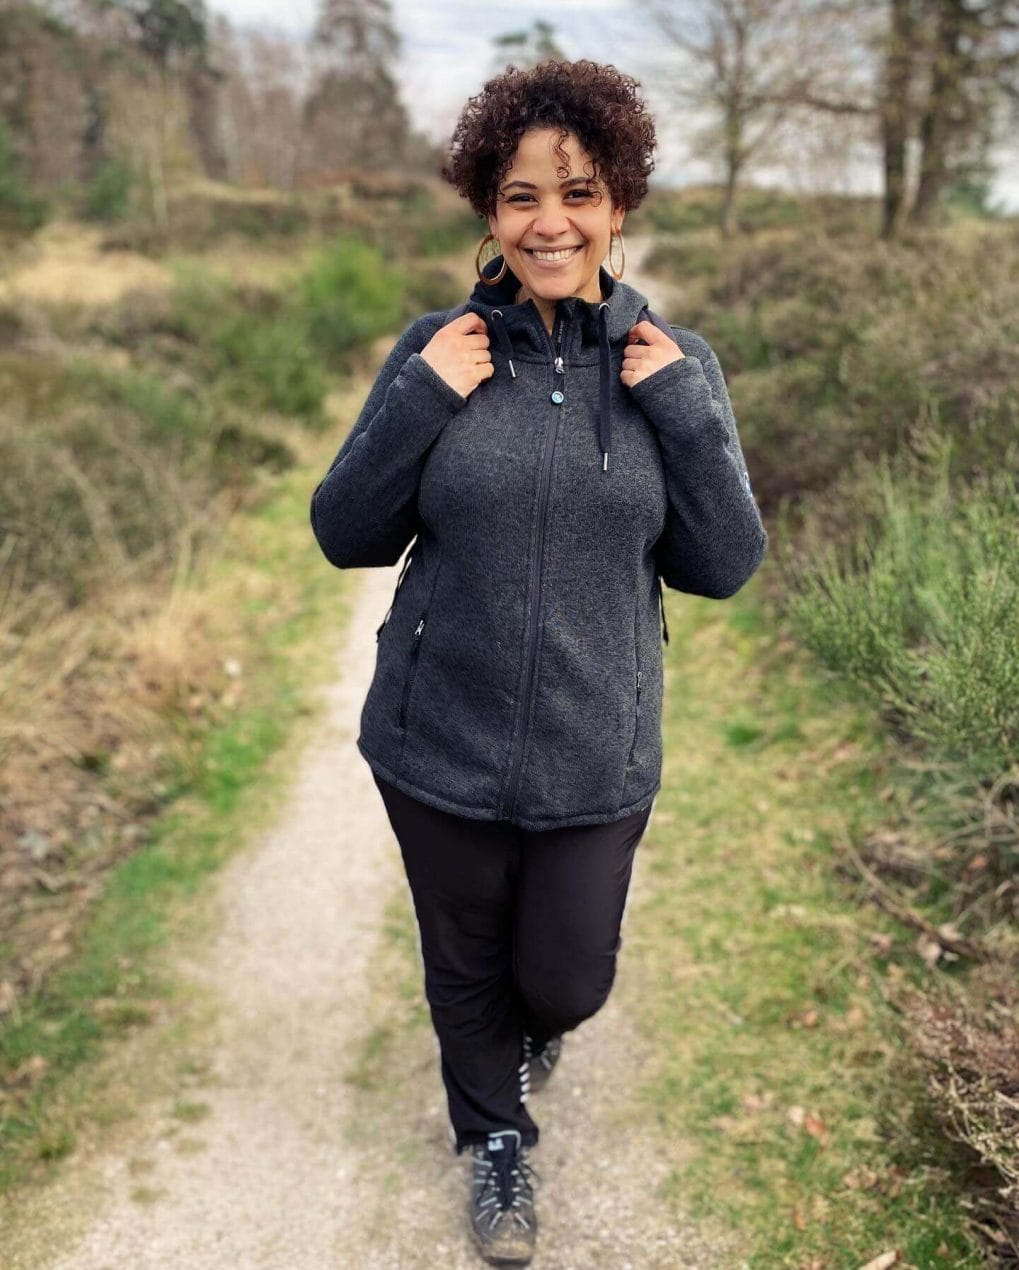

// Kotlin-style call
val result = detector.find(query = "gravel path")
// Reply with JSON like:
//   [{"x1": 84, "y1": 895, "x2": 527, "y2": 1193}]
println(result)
[{"x1": 4, "y1": 243, "x2": 748, "y2": 1268}]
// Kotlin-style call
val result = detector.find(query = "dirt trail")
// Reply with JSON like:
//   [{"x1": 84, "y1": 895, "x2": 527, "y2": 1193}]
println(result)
[{"x1": 4, "y1": 242, "x2": 748, "y2": 1268}]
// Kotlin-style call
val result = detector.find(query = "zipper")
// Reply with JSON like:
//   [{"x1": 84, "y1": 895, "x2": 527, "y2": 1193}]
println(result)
[
  {"x1": 657, "y1": 572, "x2": 669, "y2": 645},
  {"x1": 398, "y1": 615, "x2": 426, "y2": 730},
  {"x1": 626, "y1": 669, "x2": 642, "y2": 767},
  {"x1": 376, "y1": 545, "x2": 416, "y2": 641},
  {"x1": 500, "y1": 304, "x2": 565, "y2": 818}
]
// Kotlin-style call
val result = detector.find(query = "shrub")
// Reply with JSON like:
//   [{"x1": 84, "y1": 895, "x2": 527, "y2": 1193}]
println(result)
[
  {"x1": 778, "y1": 430, "x2": 1019, "y2": 779},
  {"x1": 0, "y1": 118, "x2": 47, "y2": 232},
  {"x1": 81, "y1": 158, "x2": 136, "y2": 223},
  {"x1": 297, "y1": 238, "x2": 404, "y2": 365}
]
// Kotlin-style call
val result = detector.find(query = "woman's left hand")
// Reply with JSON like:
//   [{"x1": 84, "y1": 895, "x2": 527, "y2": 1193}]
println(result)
[{"x1": 620, "y1": 321, "x2": 685, "y2": 389}]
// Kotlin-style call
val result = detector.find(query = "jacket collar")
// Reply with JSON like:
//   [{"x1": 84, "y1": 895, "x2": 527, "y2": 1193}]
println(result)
[
  {"x1": 463, "y1": 255, "x2": 650, "y2": 357},
  {"x1": 460, "y1": 255, "x2": 652, "y2": 471}
]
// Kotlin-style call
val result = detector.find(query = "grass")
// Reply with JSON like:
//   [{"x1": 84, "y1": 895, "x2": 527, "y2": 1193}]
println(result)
[
  {"x1": 0, "y1": 439, "x2": 356, "y2": 1198},
  {"x1": 625, "y1": 572, "x2": 988, "y2": 1267}
]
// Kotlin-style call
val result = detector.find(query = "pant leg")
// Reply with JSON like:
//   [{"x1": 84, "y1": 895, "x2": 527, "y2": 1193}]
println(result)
[
  {"x1": 371, "y1": 771, "x2": 539, "y2": 1155},
  {"x1": 514, "y1": 801, "x2": 653, "y2": 1045}
]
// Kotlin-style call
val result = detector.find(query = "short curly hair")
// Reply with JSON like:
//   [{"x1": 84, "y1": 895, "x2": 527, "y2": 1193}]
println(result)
[{"x1": 439, "y1": 59, "x2": 657, "y2": 220}]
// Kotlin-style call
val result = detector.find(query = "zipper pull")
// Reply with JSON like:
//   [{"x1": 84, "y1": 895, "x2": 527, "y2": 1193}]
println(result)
[
  {"x1": 554, "y1": 355, "x2": 564, "y2": 374},
  {"x1": 413, "y1": 617, "x2": 425, "y2": 639},
  {"x1": 636, "y1": 669, "x2": 642, "y2": 698}
]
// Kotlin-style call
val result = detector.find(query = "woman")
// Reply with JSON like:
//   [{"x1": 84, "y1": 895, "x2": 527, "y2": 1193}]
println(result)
[{"x1": 310, "y1": 59, "x2": 767, "y2": 1267}]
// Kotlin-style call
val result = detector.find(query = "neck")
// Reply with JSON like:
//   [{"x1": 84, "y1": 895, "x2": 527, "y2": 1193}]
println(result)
[{"x1": 515, "y1": 272, "x2": 606, "y2": 334}]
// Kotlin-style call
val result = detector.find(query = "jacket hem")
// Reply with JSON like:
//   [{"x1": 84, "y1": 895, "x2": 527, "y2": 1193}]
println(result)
[{"x1": 358, "y1": 737, "x2": 661, "y2": 831}]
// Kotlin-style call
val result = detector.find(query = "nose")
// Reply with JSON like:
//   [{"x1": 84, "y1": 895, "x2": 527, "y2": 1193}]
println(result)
[{"x1": 531, "y1": 207, "x2": 572, "y2": 237}]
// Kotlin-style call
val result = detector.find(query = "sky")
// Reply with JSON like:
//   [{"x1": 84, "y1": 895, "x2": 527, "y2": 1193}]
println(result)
[{"x1": 207, "y1": 0, "x2": 1019, "y2": 212}]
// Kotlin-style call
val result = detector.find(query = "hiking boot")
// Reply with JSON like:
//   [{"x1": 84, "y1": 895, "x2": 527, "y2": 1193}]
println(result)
[
  {"x1": 468, "y1": 1128, "x2": 540, "y2": 1265},
  {"x1": 523, "y1": 1033, "x2": 563, "y2": 1094}
]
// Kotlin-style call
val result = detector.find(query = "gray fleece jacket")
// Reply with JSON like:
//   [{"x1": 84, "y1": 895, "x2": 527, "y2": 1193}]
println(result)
[{"x1": 310, "y1": 256, "x2": 768, "y2": 829}]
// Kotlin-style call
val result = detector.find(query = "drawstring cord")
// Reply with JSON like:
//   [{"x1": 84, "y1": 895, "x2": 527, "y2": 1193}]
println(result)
[
  {"x1": 490, "y1": 301, "x2": 613, "y2": 472},
  {"x1": 597, "y1": 301, "x2": 611, "y2": 472},
  {"x1": 489, "y1": 309, "x2": 516, "y2": 378}
]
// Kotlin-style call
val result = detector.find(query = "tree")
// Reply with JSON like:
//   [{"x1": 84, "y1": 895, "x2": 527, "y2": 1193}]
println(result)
[
  {"x1": 300, "y1": 0, "x2": 411, "y2": 178},
  {"x1": 647, "y1": 0, "x2": 874, "y2": 237},
  {"x1": 490, "y1": 19, "x2": 566, "y2": 73},
  {"x1": 649, "y1": 0, "x2": 1018, "y2": 238},
  {"x1": 909, "y1": 0, "x2": 1019, "y2": 226},
  {"x1": 119, "y1": 0, "x2": 210, "y2": 226}
]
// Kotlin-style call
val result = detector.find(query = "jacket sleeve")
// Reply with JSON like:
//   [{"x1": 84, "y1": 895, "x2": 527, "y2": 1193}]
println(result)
[
  {"x1": 627, "y1": 330, "x2": 768, "y2": 600},
  {"x1": 310, "y1": 314, "x2": 467, "y2": 568}
]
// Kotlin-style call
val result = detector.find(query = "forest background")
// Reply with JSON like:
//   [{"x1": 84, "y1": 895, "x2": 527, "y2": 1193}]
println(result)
[{"x1": 0, "y1": 0, "x2": 1016, "y2": 1265}]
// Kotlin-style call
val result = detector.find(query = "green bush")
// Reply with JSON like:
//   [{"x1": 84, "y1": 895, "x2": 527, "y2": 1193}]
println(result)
[
  {"x1": 140, "y1": 269, "x2": 329, "y2": 426},
  {"x1": 0, "y1": 119, "x2": 47, "y2": 232},
  {"x1": 297, "y1": 238, "x2": 404, "y2": 365},
  {"x1": 779, "y1": 432, "x2": 1019, "y2": 778},
  {"x1": 209, "y1": 310, "x2": 328, "y2": 426},
  {"x1": 649, "y1": 222, "x2": 1019, "y2": 514},
  {"x1": 411, "y1": 208, "x2": 481, "y2": 258},
  {"x1": 81, "y1": 158, "x2": 136, "y2": 223}
]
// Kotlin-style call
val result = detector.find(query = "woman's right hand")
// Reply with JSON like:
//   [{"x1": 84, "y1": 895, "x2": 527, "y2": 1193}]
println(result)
[{"x1": 419, "y1": 313, "x2": 494, "y2": 399}]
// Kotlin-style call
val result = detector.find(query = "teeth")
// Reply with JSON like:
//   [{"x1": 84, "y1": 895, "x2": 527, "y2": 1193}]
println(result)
[{"x1": 529, "y1": 246, "x2": 581, "y2": 261}]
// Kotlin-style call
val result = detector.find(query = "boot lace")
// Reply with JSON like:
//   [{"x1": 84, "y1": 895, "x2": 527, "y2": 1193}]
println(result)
[{"x1": 473, "y1": 1143, "x2": 540, "y2": 1230}]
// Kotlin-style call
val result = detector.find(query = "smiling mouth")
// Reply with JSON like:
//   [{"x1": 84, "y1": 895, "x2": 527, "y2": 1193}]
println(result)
[{"x1": 524, "y1": 245, "x2": 584, "y2": 262}]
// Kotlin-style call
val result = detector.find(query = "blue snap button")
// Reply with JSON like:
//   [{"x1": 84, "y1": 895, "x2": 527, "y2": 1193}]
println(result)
[{"x1": 550, "y1": 390, "x2": 565, "y2": 404}]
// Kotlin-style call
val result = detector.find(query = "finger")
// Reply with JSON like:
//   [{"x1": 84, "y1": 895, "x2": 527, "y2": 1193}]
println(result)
[
  {"x1": 629, "y1": 321, "x2": 663, "y2": 345},
  {"x1": 629, "y1": 319, "x2": 659, "y2": 337},
  {"x1": 462, "y1": 332, "x2": 491, "y2": 347},
  {"x1": 454, "y1": 311, "x2": 488, "y2": 333}
]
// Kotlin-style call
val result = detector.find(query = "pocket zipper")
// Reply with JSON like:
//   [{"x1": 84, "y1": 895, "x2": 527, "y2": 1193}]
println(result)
[
  {"x1": 398, "y1": 615, "x2": 426, "y2": 730},
  {"x1": 626, "y1": 668, "x2": 642, "y2": 767},
  {"x1": 376, "y1": 550, "x2": 415, "y2": 641}
]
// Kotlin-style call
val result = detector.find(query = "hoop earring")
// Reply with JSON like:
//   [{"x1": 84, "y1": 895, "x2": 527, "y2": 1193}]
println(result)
[
  {"x1": 475, "y1": 233, "x2": 508, "y2": 284},
  {"x1": 608, "y1": 230, "x2": 626, "y2": 280}
]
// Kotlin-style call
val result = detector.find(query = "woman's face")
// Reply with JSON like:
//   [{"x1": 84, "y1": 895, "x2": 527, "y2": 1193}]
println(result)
[{"x1": 488, "y1": 127, "x2": 624, "y2": 312}]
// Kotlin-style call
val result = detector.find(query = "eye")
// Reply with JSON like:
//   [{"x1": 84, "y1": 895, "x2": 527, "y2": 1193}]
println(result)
[{"x1": 506, "y1": 189, "x2": 595, "y2": 203}]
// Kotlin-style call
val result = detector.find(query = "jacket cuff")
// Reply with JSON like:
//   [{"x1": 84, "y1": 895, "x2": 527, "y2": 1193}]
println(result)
[
  {"x1": 402, "y1": 352, "x2": 468, "y2": 413},
  {"x1": 628, "y1": 355, "x2": 710, "y2": 428}
]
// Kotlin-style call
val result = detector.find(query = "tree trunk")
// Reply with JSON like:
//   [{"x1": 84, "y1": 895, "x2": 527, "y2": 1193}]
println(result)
[
  {"x1": 910, "y1": 0, "x2": 965, "y2": 227},
  {"x1": 880, "y1": 0, "x2": 916, "y2": 238}
]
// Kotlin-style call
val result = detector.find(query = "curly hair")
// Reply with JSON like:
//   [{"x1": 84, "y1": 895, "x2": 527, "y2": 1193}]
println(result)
[{"x1": 439, "y1": 59, "x2": 657, "y2": 220}]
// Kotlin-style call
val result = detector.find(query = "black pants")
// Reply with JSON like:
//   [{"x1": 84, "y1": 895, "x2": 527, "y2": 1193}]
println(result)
[{"x1": 372, "y1": 771, "x2": 654, "y2": 1155}]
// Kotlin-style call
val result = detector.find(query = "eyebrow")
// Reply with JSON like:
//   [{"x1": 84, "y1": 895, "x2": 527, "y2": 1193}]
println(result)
[{"x1": 501, "y1": 177, "x2": 598, "y2": 191}]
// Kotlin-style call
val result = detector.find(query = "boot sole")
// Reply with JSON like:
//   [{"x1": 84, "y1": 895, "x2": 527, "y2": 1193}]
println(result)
[{"x1": 469, "y1": 1225, "x2": 535, "y2": 1266}]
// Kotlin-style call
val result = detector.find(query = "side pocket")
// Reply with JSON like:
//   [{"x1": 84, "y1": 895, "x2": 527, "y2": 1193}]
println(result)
[
  {"x1": 376, "y1": 538, "x2": 418, "y2": 641},
  {"x1": 626, "y1": 665, "x2": 642, "y2": 768},
  {"x1": 398, "y1": 614, "x2": 427, "y2": 731}
]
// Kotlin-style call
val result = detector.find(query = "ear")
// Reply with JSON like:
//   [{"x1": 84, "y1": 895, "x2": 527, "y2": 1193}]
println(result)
[{"x1": 613, "y1": 208, "x2": 626, "y2": 235}]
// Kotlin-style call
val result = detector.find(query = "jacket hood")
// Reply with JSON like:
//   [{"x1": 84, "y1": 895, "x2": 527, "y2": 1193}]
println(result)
[{"x1": 462, "y1": 255, "x2": 653, "y2": 471}]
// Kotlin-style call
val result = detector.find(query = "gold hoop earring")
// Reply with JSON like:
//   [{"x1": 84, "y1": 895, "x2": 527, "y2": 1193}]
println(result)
[
  {"x1": 475, "y1": 233, "x2": 508, "y2": 284},
  {"x1": 608, "y1": 230, "x2": 626, "y2": 280}
]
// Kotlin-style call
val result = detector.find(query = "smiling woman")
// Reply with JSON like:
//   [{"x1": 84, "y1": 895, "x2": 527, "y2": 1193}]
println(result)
[
  {"x1": 310, "y1": 56, "x2": 768, "y2": 1269},
  {"x1": 440, "y1": 59, "x2": 656, "y2": 334}
]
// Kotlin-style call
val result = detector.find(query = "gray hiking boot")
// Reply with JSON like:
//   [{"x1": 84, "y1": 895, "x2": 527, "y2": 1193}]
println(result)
[
  {"x1": 468, "y1": 1128, "x2": 540, "y2": 1265},
  {"x1": 523, "y1": 1032, "x2": 563, "y2": 1094}
]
